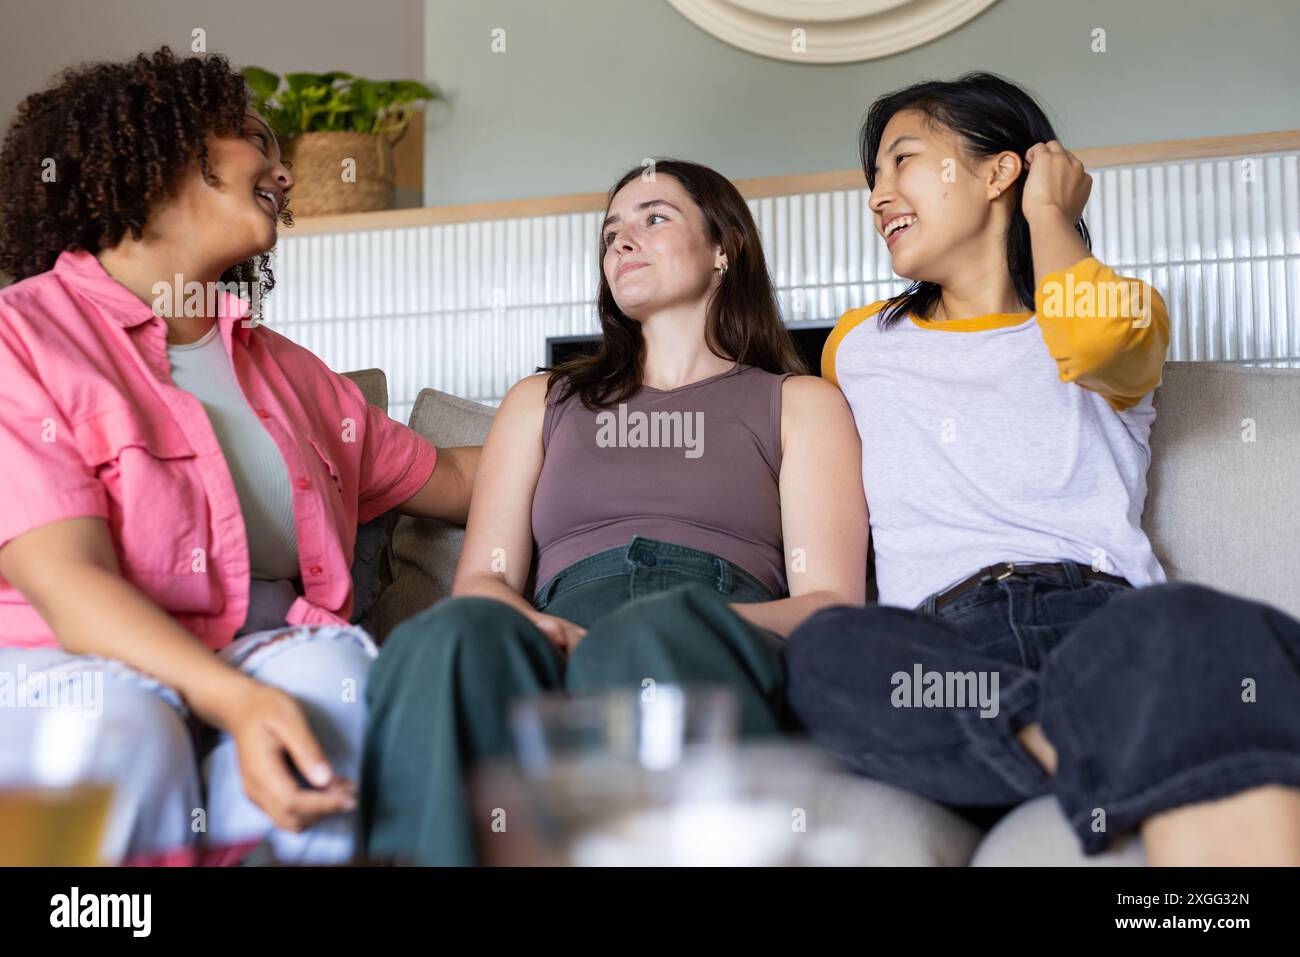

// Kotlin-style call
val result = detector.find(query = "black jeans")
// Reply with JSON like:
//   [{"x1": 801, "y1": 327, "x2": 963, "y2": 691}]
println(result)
[{"x1": 783, "y1": 567, "x2": 1300, "y2": 853}]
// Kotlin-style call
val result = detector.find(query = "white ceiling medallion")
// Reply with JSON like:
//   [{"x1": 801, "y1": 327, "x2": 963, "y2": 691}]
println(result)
[{"x1": 665, "y1": 0, "x2": 1000, "y2": 63}]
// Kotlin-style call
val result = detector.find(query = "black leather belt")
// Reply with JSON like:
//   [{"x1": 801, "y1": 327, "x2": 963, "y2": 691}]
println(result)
[{"x1": 929, "y1": 561, "x2": 1131, "y2": 614}]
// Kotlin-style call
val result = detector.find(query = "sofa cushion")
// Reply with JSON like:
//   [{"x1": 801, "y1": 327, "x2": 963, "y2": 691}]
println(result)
[
  {"x1": 367, "y1": 363, "x2": 1300, "y2": 637},
  {"x1": 406, "y1": 386, "x2": 499, "y2": 446},
  {"x1": 1148, "y1": 362, "x2": 1299, "y2": 618},
  {"x1": 343, "y1": 367, "x2": 389, "y2": 412},
  {"x1": 969, "y1": 796, "x2": 1146, "y2": 866},
  {"x1": 810, "y1": 774, "x2": 984, "y2": 865},
  {"x1": 369, "y1": 388, "x2": 500, "y2": 641}
]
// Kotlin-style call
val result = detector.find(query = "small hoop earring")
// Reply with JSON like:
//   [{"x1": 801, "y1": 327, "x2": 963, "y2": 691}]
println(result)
[{"x1": 718, "y1": 262, "x2": 728, "y2": 276}]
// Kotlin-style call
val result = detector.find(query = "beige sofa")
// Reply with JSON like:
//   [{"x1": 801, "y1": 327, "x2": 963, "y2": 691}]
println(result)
[{"x1": 343, "y1": 361, "x2": 1300, "y2": 866}]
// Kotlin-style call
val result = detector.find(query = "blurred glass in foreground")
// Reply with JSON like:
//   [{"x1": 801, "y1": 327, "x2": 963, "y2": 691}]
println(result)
[
  {"x1": 0, "y1": 675, "x2": 113, "y2": 866},
  {"x1": 471, "y1": 684, "x2": 875, "y2": 865}
]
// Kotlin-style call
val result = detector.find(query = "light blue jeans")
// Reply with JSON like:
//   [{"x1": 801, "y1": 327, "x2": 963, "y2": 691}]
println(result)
[{"x1": 0, "y1": 624, "x2": 375, "y2": 864}]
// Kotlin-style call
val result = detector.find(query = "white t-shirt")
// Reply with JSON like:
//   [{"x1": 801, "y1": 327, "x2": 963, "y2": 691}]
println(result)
[{"x1": 825, "y1": 261, "x2": 1169, "y2": 608}]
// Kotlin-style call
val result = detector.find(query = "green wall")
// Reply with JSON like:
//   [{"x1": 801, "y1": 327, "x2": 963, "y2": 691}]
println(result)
[{"x1": 423, "y1": 0, "x2": 1298, "y2": 204}]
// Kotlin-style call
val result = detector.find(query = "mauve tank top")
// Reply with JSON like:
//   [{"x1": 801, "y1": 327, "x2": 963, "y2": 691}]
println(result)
[{"x1": 531, "y1": 363, "x2": 792, "y2": 597}]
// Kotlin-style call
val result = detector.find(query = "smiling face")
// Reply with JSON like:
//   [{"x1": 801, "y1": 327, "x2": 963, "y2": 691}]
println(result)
[
  {"x1": 601, "y1": 174, "x2": 725, "y2": 321},
  {"x1": 869, "y1": 109, "x2": 1016, "y2": 287},
  {"x1": 155, "y1": 108, "x2": 294, "y2": 274}
]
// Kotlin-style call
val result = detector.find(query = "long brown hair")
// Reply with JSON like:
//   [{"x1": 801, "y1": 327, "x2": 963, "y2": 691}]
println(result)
[{"x1": 545, "y1": 158, "x2": 806, "y2": 409}]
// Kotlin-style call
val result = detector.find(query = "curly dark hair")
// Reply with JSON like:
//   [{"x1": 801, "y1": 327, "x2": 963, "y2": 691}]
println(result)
[{"x1": 0, "y1": 45, "x2": 290, "y2": 290}]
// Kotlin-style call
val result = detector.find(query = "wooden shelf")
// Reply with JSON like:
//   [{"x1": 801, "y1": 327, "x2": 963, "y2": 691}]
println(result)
[{"x1": 287, "y1": 129, "x2": 1300, "y2": 236}]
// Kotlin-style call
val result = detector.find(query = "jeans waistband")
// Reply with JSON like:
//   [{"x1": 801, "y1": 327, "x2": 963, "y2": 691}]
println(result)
[
  {"x1": 533, "y1": 535, "x2": 774, "y2": 605},
  {"x1": 917, "y1": 560, "x2": 1098, "y2": 616}
]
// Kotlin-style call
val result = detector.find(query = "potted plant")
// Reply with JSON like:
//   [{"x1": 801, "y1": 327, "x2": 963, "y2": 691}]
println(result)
[{"x1": 243, "y1": 68, "x2": 441, "y2": 217}]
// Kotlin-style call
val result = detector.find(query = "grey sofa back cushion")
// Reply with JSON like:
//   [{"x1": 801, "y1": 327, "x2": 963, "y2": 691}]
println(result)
[
  {"x1": 342, "y1": 367, "x2": 389, "y2": 413},
  {"x1": 368, "y1": 363, "x2": 1300, "y2": 639},
  {"x1": 1148, "y1": 362, "x2": 1299, "y2": 618},
  {"x1": 369, "y1": 388, "x2": 499, "y2": 641}
]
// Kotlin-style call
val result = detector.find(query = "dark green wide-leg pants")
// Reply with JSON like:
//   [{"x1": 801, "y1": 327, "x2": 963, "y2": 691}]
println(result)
[{"x1": 361, "y1": 536, "x2": 794, "y2": 865}]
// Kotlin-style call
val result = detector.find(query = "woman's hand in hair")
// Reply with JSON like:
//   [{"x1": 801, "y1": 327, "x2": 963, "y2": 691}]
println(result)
[
  {"x1": 1023, "y1": 140, "x2": 1094, "y2": 292},
  {"x1": 527, "y1": 611, "x2": 587, "y2": 654},
  {"x1": 1022, "y1": 140, "x2": 1092, "y2": 226}
]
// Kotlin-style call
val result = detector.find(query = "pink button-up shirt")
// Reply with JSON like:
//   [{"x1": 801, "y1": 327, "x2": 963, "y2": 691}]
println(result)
[{"x1": 0, "y1": 250, "x2": 437, "y2": 650}]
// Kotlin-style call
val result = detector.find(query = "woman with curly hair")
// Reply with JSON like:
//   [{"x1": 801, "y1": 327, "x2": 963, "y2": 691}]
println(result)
[{"x1": 0, "y1": 47, "x2": 477, "y2": 864}]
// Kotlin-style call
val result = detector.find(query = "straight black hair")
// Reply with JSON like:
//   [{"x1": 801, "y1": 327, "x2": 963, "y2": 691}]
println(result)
[{"x1": 860, "y1": 71, "x2": 1091, "y2": 328}]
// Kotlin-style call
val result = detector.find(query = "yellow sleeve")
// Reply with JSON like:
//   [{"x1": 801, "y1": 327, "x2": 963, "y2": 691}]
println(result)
[
  {"x1": 1035, "y1": 256, "x2": 1170, "y2": 412},
  {"x1": 821, "y1": 301, "x2": 886, "y2": 387}
]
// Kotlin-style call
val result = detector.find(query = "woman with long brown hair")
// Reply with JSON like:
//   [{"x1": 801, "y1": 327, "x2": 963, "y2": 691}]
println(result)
[{"x1": 362, "y1": 159, "x2": 869, "y2": 865}]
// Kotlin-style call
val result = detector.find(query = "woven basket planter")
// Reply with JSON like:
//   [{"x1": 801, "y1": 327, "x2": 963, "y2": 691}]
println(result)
[{"x1": 284, "y1": 131, "x2": 397, "y2": 217}]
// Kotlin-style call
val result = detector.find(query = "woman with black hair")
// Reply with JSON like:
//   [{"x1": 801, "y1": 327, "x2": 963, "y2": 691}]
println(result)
[
  {"x1": 784, "y1": 72, "x2": 1300, "y2": 865},
  {"x1": 0, "y1": 47, "x2": 477, "y2": 863}
]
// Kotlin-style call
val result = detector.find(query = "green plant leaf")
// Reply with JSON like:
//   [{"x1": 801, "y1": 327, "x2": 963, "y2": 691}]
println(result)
[
  {"x1": 259, "y1": 70, "x2": 439, "y2": 134},
  {"x1": 352, "y1": 79, "x2": 379, "y2": 114},
  {"x1": 284, "y1": 72, "x2": 331, "y2": 93},
  {"x1": 242, "y1": 66, "x2": 281, "y2": 101},
  {"x1": 323, "y1": 104, "x2": 356, "y2": 133},
  {"x1": 387, "y1": 80, "x2": 439, "y2": 102}
]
